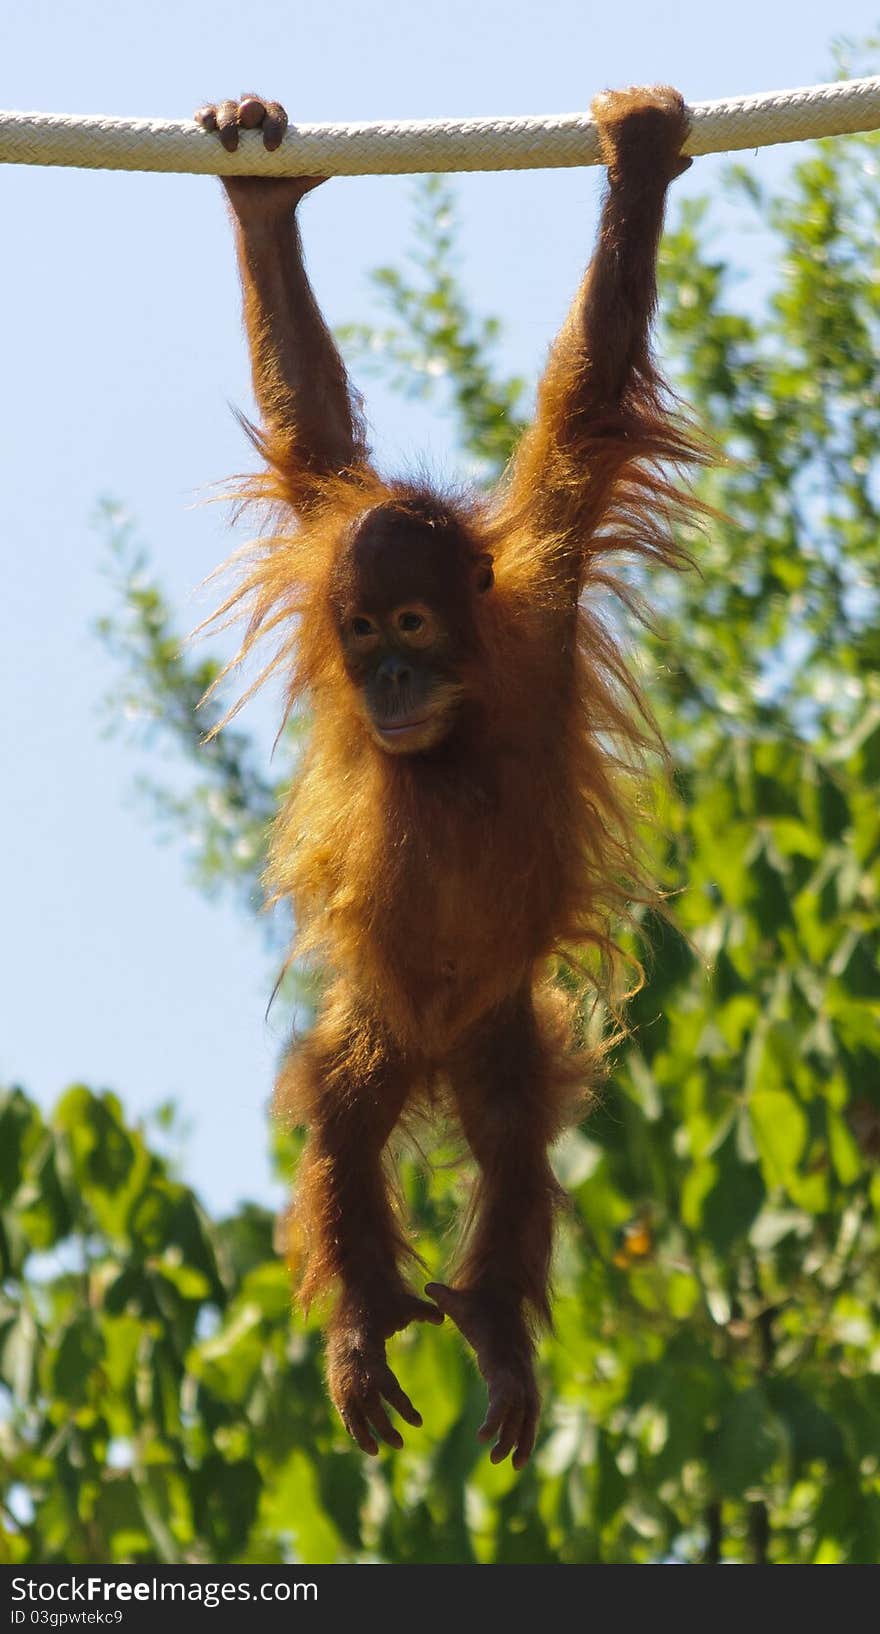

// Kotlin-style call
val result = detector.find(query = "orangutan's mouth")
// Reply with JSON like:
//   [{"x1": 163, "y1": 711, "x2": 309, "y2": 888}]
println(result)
[{"x1": 377, "y1": 716, "x2": 431, "y2": 735}]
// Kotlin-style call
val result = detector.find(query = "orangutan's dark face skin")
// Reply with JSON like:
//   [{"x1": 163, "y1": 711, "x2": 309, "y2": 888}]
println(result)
[{"x1": 333, "y1": 507, "x2": 493, "y2": 755}]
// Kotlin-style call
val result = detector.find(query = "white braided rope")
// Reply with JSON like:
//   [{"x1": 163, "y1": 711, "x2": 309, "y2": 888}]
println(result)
[{"x1": 0, "y1": 77, "x2": 878, "y2": 177}]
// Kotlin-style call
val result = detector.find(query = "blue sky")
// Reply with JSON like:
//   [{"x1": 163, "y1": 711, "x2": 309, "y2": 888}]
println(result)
[{"x1": 1, "y1": 0, "x2": 877, "y2": 1215}]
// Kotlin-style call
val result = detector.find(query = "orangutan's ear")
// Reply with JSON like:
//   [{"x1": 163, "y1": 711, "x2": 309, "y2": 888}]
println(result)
[{"x1": 474, "y1": 553, "x2": 494, "y2": 593}]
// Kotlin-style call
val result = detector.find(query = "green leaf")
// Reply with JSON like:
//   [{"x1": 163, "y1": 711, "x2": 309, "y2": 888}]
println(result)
[
  {"x1": 0, "y1": 1087, "x2": 41, "y2": 1202},
  {"x1": 749, "y1": 1089, "x2": 809, "y2": 1189},
  {"x1": 766, "y1": 1380, "x2": 846, "y2": 1470},
  {"x1": 0, "y1": 1308, "x2": 38, "y2": 1401},
  {"x1": 701, "y1": 1129, "x2": 766, "y2": 1254},
  {"x1": 191, "y1": 1455, "x2": 261, "y2": 1559},
  {"x1": 706, "y1": 1387, "x2": 786, "y2": 1498},
  {"x1": 827, "y1": 1109, "x2": 863, "y2": 1186},
  {"x1": 261, "y1": 1451, "x2": 344, "y2": 1564},
  {"x1": 188, "y1": 1304, "x2": 264, "y2": 1404},
  {"x1": 51, "y1": 1313, "x2": 104, "y2": 1403}
]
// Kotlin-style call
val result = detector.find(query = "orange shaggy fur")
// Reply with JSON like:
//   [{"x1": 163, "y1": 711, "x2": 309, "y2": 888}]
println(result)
[{"x1": 202, "y1": 83, "x2": 708, "y2": 1464}]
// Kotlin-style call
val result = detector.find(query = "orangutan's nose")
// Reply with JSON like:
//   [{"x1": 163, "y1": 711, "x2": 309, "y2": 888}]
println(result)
[{"x1": 378, "y1": 656, "x2": 412, "y2": 689}]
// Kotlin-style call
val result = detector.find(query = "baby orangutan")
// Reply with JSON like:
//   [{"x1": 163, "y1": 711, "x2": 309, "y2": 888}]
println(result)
[{"x1": 195, "y1": 85, "x2": 700, "y2": 1467}]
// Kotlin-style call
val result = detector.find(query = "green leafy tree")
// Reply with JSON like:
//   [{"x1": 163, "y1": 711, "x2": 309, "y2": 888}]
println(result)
[{"x1": 3, "y1": 56, "x2": 879, "y2": 1563}]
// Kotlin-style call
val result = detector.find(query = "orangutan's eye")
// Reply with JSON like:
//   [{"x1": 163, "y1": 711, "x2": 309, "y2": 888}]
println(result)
[
  {"x1": 351, "y1": 616, "x2": 377, "y2": 639},
  {"x1": 397, "y1": 611, "x2": 424, "y2": 633}
]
